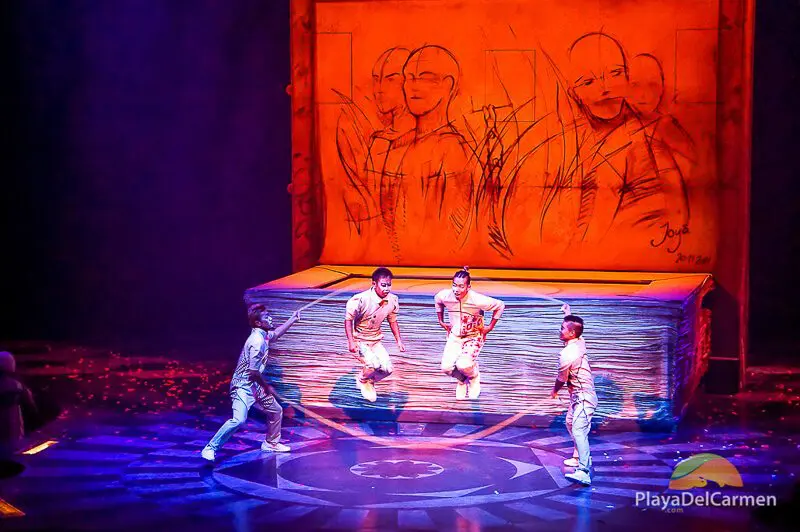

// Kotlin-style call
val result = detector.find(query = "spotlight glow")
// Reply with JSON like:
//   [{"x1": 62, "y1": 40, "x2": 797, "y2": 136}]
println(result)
[
  {"x1": 0, "y1": 498, "x2": 25, "y2": 517},
  {"x1": 21, "y1": 440, "x2": 58, "y2": 455}
]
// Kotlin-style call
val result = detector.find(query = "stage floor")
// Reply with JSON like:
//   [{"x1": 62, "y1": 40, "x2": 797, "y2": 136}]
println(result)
[{"x1": 1, "y1": 344, "x2": 798, "y2": 531}]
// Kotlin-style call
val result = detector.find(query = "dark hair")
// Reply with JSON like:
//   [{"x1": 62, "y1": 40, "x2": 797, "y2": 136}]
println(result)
[
  {"x1": 372, "y1": 267, "x2": 393, "y2": 283},
  {"x1": 563, "y1": 315, "x2": 584, "y2": 337},
  {"x1": 248, "y1": 303, "x2": 267, "y2": 328},
  {"x1": 453, "y1": 265, "x2": 471, "y2": 284}
]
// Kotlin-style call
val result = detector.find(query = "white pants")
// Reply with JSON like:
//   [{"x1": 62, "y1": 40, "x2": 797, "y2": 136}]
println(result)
[
  {"x1": 566, "y1": 394, "x2": 597, "y2": 473},
  {"x1": 206, "y1": 385, "x2": 283, "y2": 451},
  {"x1": 441, "y1": 335, "x2": 484, "y2": 381},
  {"x1": 357, "y1": 340, "x2": 393, "y2": 383}
]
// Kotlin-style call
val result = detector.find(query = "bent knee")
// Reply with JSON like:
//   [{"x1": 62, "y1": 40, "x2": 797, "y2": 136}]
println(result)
[{"x1": 455, "y1": 361, "x2": 475, "y2": 373}]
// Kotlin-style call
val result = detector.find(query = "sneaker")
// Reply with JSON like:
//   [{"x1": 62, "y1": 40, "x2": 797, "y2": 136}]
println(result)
[
  {"x1": 355, "y1": 374, "x2": 376, "y2": 402},
  {"x1": 468, "y1": 374, "x2": 481, "y2": 399},
  {"x1": 201, "y1": 446, "x2": 215, "y2": 462},
  {"x1": 362, "y1": 379, "x2": 377, "y2": 402},
  {"x1": 261, "y1": 441, "x2": 291, "y2": 453},
  {"x1": 565, "y1": 470, "x2": 591, "y2": 486},
  {"x1": 563, "y1": 457, "x2": 579, "y2": 467},
  {"x1": 356, "y1": 373, "x2": 367, "y2": 397},
  {"x1": 456, "y1": 381, "x2": 467, "y2": 400}
]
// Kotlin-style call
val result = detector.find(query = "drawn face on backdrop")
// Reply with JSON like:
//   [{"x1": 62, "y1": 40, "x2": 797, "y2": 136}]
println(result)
[
  {"x1": 402, "y1": 46, "x2": 459, "y2": 117},
  {"x1": 569, "y1": 33, "x2": 629, "y2": 121},
  {"x1": 372, "y1": 48, "x2": 410, "y2": 117},
  {"x1": 628, "y1": 53, "x2": 665, "y2": 116}
]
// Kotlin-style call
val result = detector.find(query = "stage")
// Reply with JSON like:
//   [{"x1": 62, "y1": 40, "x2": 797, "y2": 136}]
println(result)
[
  {"x1": 245, "y1": 266, "x2": 712, "y2": 431},
  {"x1": 1, "y1": 343, "x2": 798, "y2": 531},
  {"x1": 0, "y1": 0, "x2": 773, "y2": 530}
]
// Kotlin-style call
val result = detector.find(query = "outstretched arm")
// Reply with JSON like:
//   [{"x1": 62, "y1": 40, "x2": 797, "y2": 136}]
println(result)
[{"x1": 272, "y1": 311, "x2": 300, "y2": 340}]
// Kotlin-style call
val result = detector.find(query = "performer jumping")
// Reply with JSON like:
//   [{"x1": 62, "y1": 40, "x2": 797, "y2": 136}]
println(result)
[
  {"x1": 345, "y1": 267, "x2": 405, "y2": 402},
  {"x1": 435, "y1": 266, "x2": 505, "y2": 399},
  {"x1": 551, "y1": 304, "x2": 598, "y2": 486}
]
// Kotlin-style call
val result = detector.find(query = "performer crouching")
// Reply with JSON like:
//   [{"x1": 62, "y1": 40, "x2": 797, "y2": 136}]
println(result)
[{"x1": 202, "y1": 304, "x2": 300, "y2": 461}]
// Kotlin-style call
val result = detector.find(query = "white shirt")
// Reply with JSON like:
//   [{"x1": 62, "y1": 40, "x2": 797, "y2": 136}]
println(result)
[
  {"x1": 345, "y1": 288, "x2": 399, "y2": 342},
  {"x1": 434, "y1": 288, "x2": 505, "y2": 338},
  {"x1": 230, "y1": 328, "x2": 275, "y2": 390},
  {"x1": 558, "y1": 337, "x2": 597, "y2": 404}
]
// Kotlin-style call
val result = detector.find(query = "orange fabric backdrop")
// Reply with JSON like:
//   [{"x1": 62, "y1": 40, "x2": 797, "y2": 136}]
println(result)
[{"x1": 313, "y1": 0, "x2": 725, "y2": 271}]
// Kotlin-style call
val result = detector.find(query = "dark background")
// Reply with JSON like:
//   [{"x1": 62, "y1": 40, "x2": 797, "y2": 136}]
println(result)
[{"x1": 2, "y1": 0, "x2": 798, "y2": 364}]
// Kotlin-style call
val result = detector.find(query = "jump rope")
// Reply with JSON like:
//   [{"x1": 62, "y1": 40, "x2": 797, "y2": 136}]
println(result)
[{"x1": 261, "y1": 283, "x2": 588, "y2": 450}]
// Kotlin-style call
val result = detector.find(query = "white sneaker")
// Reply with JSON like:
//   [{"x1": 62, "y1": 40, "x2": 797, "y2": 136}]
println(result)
[
  {"x1": 456, "y1": 381, "x2": 467, "y2": 400},
  {"x1": 261, "y1": 441, "x2": 291, "y2": 453},
  {"x1": 563, "y1": 457, "x2": 580, "y2": 467},
  {"x1": 355, "y1": 375, "x2": 376, "y2": 402},
  {"x1": 565, "y1": 469, "x2": 591, "y2": 486},
  {"x1": 468, "y1": 375, "x2": 481, "y2": 399},
  {"x1": 362, "y1": 380, "x2": 377, "y2": 402},
  {"x1": 201, "y1": 446, "x2": 215, "y2": 462}
]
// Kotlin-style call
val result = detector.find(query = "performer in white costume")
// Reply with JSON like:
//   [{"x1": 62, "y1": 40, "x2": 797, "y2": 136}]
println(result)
[
  {"x1": 551, "y1": 305, "x2": 598, "y2": 486},
  {"x1": 345, "y1": 267, "x2": 406, "y2": 402},
  {"x1": 202, "y1": 304, "x2": 300, "y2": 461},
  {"x1": 435, "y1": 267, "x2": 505, "y2": 400}
]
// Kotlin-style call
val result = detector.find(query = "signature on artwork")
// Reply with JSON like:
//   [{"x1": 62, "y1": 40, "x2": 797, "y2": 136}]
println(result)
[
  {"x1": 674, "y1": 253, "x2": 711, "y2": 266},
  {"x1": 650, "y1": 222, "x2": 689, "y2": 253}
]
